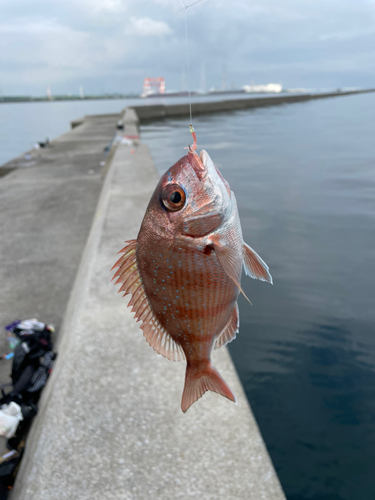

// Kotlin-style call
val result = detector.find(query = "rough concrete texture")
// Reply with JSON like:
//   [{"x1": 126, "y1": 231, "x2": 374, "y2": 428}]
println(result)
[
  {"x1": 12, "y1": 115, "x2": 285, "y2": 499},
  {"x1": 0, "y1": 114, "x2": 119, "y2": 329},
  {"x1": 0, "y1": 113, "x2": 119, "y2": 454}
]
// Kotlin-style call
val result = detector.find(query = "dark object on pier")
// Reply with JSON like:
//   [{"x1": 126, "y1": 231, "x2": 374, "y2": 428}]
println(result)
[
  {"x1": 0, "y1": 437, "x2": 25, "y2": 493},
  {"x1": 0, "y1": 320, "x2": 57, "y2": 491},
  {"x1": 37, "y1": 137, "x2": 50, "y2": 148},
  {"x1": 20, "y1": 403, "x2": 38, "y2": 420},
  {"x1": 117, "y1": 120, "x2": 124, "y2": 130},
  {"x1": 0, "y1": 483, "x2": 10, "y2": 499},
  {"x1": 6, "y1": 437, "x2": 21, "y2": 452},
  {"x1": 0, "y1": 447, "x2": 24, "y2": 490},
  {"x1": 1, "y1": 320, "x2": 56, "y2": 406}
]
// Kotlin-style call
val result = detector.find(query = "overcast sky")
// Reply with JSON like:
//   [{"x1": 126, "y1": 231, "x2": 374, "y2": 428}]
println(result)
[{"x1": 1, "y1": 0, "x2": 375, "y2": 96}]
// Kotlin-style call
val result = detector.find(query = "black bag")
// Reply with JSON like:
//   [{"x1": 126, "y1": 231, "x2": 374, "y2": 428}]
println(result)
[
  {"x1": 0, "y1": 451, "x2": 23, "y2": 488},
  {"x1": 11, "y1": 328, "x2": 53, "y2": 385},
  {"x1": 11, "y1": 343, "x2": 32, "y2": 385}
]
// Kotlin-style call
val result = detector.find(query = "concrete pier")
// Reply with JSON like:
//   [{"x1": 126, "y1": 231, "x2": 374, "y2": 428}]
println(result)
[
  {"x1": 0, "y1": 114, "x2": 119, "y2": 330},
  {"x1": 8, "y1": 109, "x2": 286, "y2": 499},
  {"x1": 0, "y1": 114, "x2": 121, "y2": 452}
]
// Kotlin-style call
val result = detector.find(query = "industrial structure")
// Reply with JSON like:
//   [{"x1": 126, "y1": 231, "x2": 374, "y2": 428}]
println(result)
[{"x1": 142, "y1": 77, "x2": 165, "y2": 97}]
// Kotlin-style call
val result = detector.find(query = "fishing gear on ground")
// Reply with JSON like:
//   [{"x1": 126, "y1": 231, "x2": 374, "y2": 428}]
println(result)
[{"x1": 1, "y1": 319, "x2": 57, "y2": 406}]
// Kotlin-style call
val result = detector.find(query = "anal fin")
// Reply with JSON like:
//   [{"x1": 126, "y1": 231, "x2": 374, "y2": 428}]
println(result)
[{"x1": 214, "y1": 302, "x2": 239, "y2": 349}]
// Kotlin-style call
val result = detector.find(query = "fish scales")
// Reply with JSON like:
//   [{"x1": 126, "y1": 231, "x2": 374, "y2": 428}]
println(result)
[
  {"x1": 112, "y1": 149, "x2": 273, "y2": 412},
  {"x1": 139, "y1": 239, "x2": 235, "y2": 341}
]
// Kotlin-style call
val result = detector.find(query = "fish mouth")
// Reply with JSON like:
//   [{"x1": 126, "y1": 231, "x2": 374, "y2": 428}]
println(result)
[
  {"x1": 199, "y1": 150, "x2": 231, "y2": 196},
  {"x1": 187, "y1": 151, "x2": 206, "y2": 181},
  {"x1": 187, "y1": 150, "x2": 227, "y2": 188}
]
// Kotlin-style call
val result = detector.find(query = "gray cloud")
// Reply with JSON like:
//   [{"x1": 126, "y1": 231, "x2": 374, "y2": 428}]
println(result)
[
  {"x1": 127, "y1": 17, "x2": 173, "y2": 36},
  {"x1": 1, "y1": 0, "x2": 374, "y2": 95}
]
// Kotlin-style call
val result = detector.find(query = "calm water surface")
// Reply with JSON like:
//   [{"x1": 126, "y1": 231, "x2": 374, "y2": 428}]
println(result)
[
  {"x1": 140, "y1": 93, "x2": 375, "y2": 500},
  {"x1": 0, "y1": 98, "x2": 138, "y2": 166}
]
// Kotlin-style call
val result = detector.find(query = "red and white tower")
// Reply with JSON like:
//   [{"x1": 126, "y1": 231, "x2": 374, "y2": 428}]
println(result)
[{"x1": 142, "y1": 77, "x2": 165, "y2": 97}]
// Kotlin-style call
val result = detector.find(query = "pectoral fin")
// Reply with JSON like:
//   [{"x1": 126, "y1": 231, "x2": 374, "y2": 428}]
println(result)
[
  {"x1": 243, "y1": 242, "x2": 273, "y2": 284},
  {"x1": 211, "y1": 236, "x2": 252, "y2": 304}
]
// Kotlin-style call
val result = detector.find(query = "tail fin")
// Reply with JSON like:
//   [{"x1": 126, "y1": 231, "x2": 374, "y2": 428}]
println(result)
[{"x1": 181, "y1": 362, "x2": 236, "y2": 413}]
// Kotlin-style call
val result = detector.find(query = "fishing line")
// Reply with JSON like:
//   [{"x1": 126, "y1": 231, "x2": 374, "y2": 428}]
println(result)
[
  {"x1": 182, "y1": 8, "x2": 192, "y2": 126},
  {"x1": 178, "y1": 0, "x2": 203, "y2": 12},
  {"x1": 178, "y1": 0, "x2": 202, "y2": 151}
]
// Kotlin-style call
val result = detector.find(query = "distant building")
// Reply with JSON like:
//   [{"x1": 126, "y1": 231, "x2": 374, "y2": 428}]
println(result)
[
  {"x1": 243, "y1": 83, "x2": 283, "y2": 93},
  {"x1": 79, "y1": 86, "x2": 84, "y2": 99},
  {"x1": 142, "y1": 77, "x2": 165, "y2": 97},
  {"x1": 47, "y1": 85, "x2": 53, "y2": 100}
]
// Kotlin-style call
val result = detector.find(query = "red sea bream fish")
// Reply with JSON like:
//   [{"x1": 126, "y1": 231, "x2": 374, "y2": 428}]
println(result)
[{"x1": 112, "y1": 149, "x2": 272, "y2": 412}]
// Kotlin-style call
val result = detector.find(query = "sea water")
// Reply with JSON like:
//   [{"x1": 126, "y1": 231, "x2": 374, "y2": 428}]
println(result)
[{"x1": 141, "y1": 92, "x2": 375, "y2": 500}]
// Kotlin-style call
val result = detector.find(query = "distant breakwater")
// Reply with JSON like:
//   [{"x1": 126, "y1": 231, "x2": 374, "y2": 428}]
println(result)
[{"x1": 130, "y1": 88, "x2": 375, "y2": 121}]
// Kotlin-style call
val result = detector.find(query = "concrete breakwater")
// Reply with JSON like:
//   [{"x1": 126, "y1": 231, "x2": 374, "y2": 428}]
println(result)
[
  {"x1": 0, "y1": 114, "x2": 119, "y2": 462},
  {"x1": 9, "y1": 108, "x2": 286, "y2": 499},
  {"x1": 132, "y1": 88, "x2": 375, "y2": 121},
  {"x1": 67, "y1": 88, "x2": 375, "y2": 129}
]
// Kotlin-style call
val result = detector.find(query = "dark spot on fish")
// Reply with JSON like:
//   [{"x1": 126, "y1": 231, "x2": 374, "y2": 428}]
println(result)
[{"x1": 204, "y1": 244, "x2": 214, "y2": 255}]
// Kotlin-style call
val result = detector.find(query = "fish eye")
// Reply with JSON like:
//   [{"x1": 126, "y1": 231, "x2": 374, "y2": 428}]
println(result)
[
  {"x1": 161, "y1": 184, "x2": 186, "y2": 212},
  {"x1": 170, "y1": 191, "x2": 181, "y2": 203}
]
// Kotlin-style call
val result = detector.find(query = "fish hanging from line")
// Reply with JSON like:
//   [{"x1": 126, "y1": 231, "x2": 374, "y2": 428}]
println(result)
[{"x1": 112, "y1": 148, "x2": 272, "y2": 412}]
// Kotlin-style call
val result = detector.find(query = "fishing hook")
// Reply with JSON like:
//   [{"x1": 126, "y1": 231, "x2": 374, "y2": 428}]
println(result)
[{"x1": 185, "y1": 124, "x2": 197, "y2": 152}]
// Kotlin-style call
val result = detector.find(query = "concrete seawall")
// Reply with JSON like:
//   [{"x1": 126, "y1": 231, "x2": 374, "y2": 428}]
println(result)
[
  {"x1": 132, "y1": 88, "x2": 375, "y2": 121},
  {"x1": 67, "y1": 88, "x2": 375, "y2": 129},
  {"x1": 11, "y1": 109, "x2": 286, "y2": 499}
]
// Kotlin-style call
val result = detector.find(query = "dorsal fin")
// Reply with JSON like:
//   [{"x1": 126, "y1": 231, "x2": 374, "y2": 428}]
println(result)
[
  {"x1": 112, "y1": 240, "x2": 185, "y2": 362},
  {"x1": 214, "y1": 302, "x2": 239, "y2": 350}
]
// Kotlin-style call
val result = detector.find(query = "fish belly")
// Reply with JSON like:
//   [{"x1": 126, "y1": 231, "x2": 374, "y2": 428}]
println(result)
[{"x1": 137, "y1": 236, "x2": 240, "y2": 360}]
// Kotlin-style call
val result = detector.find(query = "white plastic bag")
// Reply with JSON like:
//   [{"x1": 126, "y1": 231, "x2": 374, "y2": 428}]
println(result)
[
  {"x1": 18, "y1": 318, "x2": 45, "y2": 331},
  {"x1": 0, "y1": 402, "x2": 23, "y2": 438}
]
